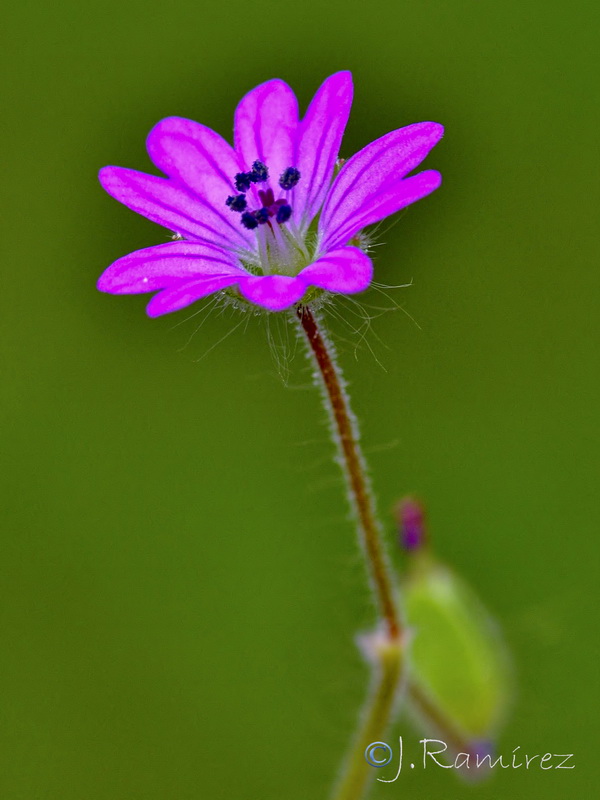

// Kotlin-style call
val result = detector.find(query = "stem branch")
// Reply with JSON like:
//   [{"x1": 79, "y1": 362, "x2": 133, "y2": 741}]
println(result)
[{"x1": 332, "y1": 638, "x2": 403, "y2": 800}]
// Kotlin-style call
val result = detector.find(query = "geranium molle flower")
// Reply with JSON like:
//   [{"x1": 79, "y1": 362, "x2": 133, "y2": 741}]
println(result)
[{"x1": 98, "y1": 72, "x2": 443, "y2": 315}]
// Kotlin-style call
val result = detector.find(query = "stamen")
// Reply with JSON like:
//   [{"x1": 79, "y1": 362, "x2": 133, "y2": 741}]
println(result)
[
  {"x1": 240, "y1": 211, "x2": 259, "y2": 230},
  {"x1": 279, "y1": 167, "x2": 300, "y2": 190},
  {"x1": 226, "y1": 194, "x2": 247, "y2": 212},
  {"x1": 229, "y1": 161, "x2": 296, "y2": 231},
  {"x1": 249, "y1": 160, "x2": 268, "y2": 183},
  {"x1": 255, "y1": 208, "x2": 270, "y2": 225},
  {"x1": 234, "y1": 173, "x2": 252, "y2": 192},
  {"x1": 276, "y1": 204, "x2": 292, "y2": 224}
]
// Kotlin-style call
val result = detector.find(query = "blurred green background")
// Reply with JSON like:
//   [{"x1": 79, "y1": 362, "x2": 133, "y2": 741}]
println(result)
[{"x1": 2, "y1": 0, "x2": 598, "y2": 797}]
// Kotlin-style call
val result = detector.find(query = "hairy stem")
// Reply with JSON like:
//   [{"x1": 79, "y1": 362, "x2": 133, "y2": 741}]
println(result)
[
  {"x1": 296, "y1": 304, "x2": 401, "y2": 639},
  {"x1": 296, "y1": 304, "x2": 406, "y2": 800},
  {"x1": 331, "y1": 637, "x2": 403, "y2": 800}
]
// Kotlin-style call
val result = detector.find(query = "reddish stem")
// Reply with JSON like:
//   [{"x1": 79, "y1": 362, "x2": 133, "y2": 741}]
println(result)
[{"x1": 297, "y1": 304, "x2": 401, "y2": 639}]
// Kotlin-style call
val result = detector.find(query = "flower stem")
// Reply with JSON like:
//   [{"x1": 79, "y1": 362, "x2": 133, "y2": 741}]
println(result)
[
  {"x1": 331, "y1": 637, "x2": 403, "y2": 800},
  {"x1": 296, "y1": 304, "x2": 401, "y2": 639}
]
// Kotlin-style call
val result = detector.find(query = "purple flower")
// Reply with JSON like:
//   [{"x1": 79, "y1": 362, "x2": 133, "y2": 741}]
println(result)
[{"x1": 98, "y1": 72, "x2": 443, "y2": 315}]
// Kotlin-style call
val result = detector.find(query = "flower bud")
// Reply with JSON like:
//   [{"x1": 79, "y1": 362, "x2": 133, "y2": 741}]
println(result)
[{"x1": 404, "y1": 554, "x2": 512, "y2": 740}]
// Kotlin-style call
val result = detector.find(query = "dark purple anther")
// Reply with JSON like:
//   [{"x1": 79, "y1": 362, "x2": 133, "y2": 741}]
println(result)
[
  {"x1": 226, "y1": 194, "x2": 247, "y2": 212},
  {"x1": 279, "y1": 167, "x2": 301, "y2": 190},
  {"x1": 276, "y1": 204, "x2": 292, "y2": 224},
  {"x1": 255, "y1": 208, "x2": 270, "y2": 225},
  {"x1": 397, "y1": 497, "x2": 426, "y2": 551},
  {"x1": 249, "y1": 160, "x2": 268, "y2": 182},
  {"x1": 235, "y1": 172, "x2": 252, "y2": 192},
  {"x1": 240, "y1": 211, "x2": 258, "y2": 230}
]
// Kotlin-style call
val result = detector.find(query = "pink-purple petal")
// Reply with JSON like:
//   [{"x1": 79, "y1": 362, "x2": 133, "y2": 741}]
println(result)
[
  {"x1": 146, "y1": 117, "x2": 242, "y2": 208},
  {"x1": 99, "y1": 166, "x2": 252, "y2": 250},
  {"x1": 299, "y1": 246, "x2": 373, "y2": 294},
  {"x1": 323, "y1": 170, "x2": 442, "y2": 250},
  {"x1": 97, "y1": 241, "x2": 245, "y2": 294},
  {"x1": 146, "y1": 276, "x2": 241, "y2": 317},
  {"x1": 319, "y1": 122, "x2": 444, "y2": 251},
  {"x1": 234, "y1": 79, "x2": 299, "y2": 187},
  {"x1": 292, "y1": 71, "x2": 353, "y2": 230},
  {"x1": 238, "y1": 274, "x2": 306, "y2": 312}
]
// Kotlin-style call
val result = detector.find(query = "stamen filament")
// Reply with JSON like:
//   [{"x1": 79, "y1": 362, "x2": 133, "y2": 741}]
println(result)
[{"x1": 256, "y1": 225, "x2": 269, "y2": 271}]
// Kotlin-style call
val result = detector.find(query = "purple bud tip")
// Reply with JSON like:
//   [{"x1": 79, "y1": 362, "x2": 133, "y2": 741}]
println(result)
[
  {"x1": 471, "y1": 739, "x2": 494, "y2": 761},
  {"x1": 397, "y1": 497, "x2": 426, "y2": 551}
]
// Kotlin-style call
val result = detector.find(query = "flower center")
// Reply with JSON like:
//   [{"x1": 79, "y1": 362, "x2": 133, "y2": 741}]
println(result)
[
  {"x1": 225, "y1": 160, "x2": 307, "y2": 276},
  {"x1": 225, "y1": 160, "x2": 300, "y2": 229}
]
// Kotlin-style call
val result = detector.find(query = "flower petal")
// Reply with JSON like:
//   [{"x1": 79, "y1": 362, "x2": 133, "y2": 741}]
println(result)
[
  {"x1": 234, "y1": 79, "x2": 299, "y2": 185},
  {"x1": 99, "y1": 166, "x2": 253, "y2": 250},
  {"x1": 238, "y1": 275, "x2": 306, "y2": 312},
  {"x1": 299, "y1": 246, "x2": 373, "y2": 294},
  {"x1": 325, "y1": 170, "x2": 442, "y2": 251},
  {"x1": 318, "y1": 122, "x2": 444, "y2": 251},
  {"x1": 146, "y1": 117, "x2": 241, "y2": 209},
  {"x1": 97, "y1": 241, "x2": 245, "y2": 294},
  {"x1": 292, "y1": 72, "x2": 353, "y2": 230},
  {"x1": 146, "y1": 276, "x2": 241, "y2": 317}
]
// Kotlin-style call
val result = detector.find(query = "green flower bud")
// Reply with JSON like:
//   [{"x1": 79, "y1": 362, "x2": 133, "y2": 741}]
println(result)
[{"x1": 404, "y1": 554, "x2": 512, "y2": 740}]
